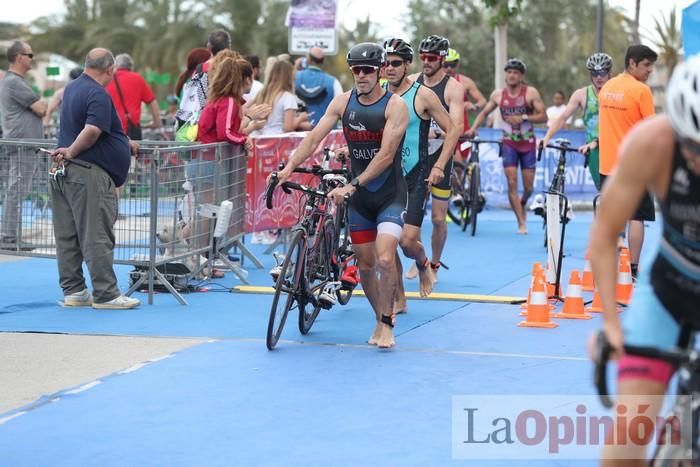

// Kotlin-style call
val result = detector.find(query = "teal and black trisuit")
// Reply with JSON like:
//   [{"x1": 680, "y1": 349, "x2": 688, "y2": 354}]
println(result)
[{"x1": 388, "y1": 80, "x2": 432, "y2": 227}]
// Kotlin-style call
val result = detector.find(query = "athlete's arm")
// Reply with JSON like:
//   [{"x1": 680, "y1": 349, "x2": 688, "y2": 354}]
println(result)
[
  {"x1": 421, "y1": 86, "x2": 458, "y2": 181},
  {"x1": 467, "y1": 89, "x2": 499, "y2": 136},
  {"x1": 444, "y1": 78, "x2": 464, "y2": 135},
  {"x1": 542, "y1": 87, "x2": 585, "y2": 147},
  {"x1": 353, "y1": 94, "x2": 409, "y2": 187},
  {"x1": 463, "y1": 76, "x2": 487, "y2": 111},
  {"x1": 275, "y1": 93, "x2": 348, "y2": 184},
  {"x1": 526, "y1": 86, "x2": 547, "y2": 124},
  {"x1": 589, "y1": 116, "x2": 673, "y2": 353}
]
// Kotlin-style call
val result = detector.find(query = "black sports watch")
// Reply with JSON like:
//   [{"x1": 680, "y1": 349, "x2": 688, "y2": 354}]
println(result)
[{"x1": 350, "y1": 178, "x2": 361, "y2": 189}]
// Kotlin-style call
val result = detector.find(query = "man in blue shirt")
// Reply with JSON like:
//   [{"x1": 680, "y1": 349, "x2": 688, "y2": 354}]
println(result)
[
  {"x1": 50, "y1": 48, "x2": 140, "y2": 310},
  {"x1": 294, "y1": 47, "x2": 342, "y2": 126}
]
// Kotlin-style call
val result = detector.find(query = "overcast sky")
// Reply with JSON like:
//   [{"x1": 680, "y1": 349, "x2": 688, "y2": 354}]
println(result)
[{"x1": 4, "y1": 0, "x2": 696, "y2": 43}]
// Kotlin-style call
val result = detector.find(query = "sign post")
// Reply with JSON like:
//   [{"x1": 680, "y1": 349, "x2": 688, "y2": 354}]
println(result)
[{"x1": 286, "y1": 0, "x2": 338, "y2": 55}]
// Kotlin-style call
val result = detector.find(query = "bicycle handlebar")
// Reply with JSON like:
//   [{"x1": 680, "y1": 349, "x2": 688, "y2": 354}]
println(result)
[
  {"x1": 593, "y1": 330, "x2": 697, "y2": 409},
  {"x1": 265, "y1": 172, "x2": 333, "y2": 209},
  {"x1": 537, "y1": 139, "x2": 583, "y2": 162},
  {"x1": 458, "y1": 137, "x2": 504, "y2": 158}
]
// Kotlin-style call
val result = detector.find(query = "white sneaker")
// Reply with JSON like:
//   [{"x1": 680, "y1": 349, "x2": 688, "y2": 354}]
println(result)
[
  {"x1": 318, "y1": 282, "x2": 338, "y2": 308},
  {"x1": 92, "y1": 295, "x2": 140, "y2": 310},
  {"x1": 270, "y1": 253, "x2": 285, "y2": 282},
  {"x1": 63, "y1": 289, "x2": 93, "y2": 307}
]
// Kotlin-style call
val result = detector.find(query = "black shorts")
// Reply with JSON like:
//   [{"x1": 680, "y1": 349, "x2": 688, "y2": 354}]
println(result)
[
  {"x1": 600, "y1": 173, "x2": 656, "y2": 222},
  {"x1": 404, "y1": 163, "x2": 429, "y2": 227},
  {"x1": 429, "y1": 147, "x2": 453, "y2": 200}
]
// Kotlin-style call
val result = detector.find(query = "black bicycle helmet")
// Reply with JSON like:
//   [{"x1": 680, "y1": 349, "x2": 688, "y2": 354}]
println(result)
[
  {"x1": 346, "y1": 42, "x2": 386, "y2": 68},
  {"x1": 418, "y1": 35, "x2": 449, "y2": 57},
  {"x1": 384, "y1": 38, "x2": 414, "y2": 63},
  {"x1": 504, "y1": 58, "x2": 527, "y2": 74},
  {"x1": 586, "y1": 52, "x2": 613, "y2": 72}
]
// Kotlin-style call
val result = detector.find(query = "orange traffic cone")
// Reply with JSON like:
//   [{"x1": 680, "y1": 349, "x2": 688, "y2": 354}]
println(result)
[
  {"x1": 585, "y1": 287, "x2": 604, "y2": 313},
  {"x1": 582, "y1": 250, "x2": 595, "y2": 292},
  {"x1": 553, "y1": 270, "x2": 591, "y2": 320},
  {"x1": 521, "y1": 262, "x2": 543, "y2": 310},
  {"x1": 616, "y1": 249, "x2": 633, "y2": 306},
  {"x1": 518, "y1": 275, "x2": 558, "y2": 328}
]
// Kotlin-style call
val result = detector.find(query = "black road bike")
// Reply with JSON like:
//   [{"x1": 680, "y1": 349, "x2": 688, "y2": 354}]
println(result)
[
  {"x1": 264, "y1": 155, "x2": 357, "y2": 350},
  {"x1": 535, "y1": 139, "x2": 589, "y2": 248},
  {"x1": 447, "y1": 137, "x2": 502, "y2": 236}
]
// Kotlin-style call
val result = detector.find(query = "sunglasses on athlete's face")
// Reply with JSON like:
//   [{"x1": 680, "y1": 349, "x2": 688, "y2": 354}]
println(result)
[
  {"x1": 590, "y1": 70, "x2": 608, "y2": 78},
  {"x1": 351, "y1": 65, "x2": 379, "y2": 76},
  {"x1": 420, "y1": 54, "x2": 440, "y2": 63},
  {"x1": 21, "y1": 53, "x2": 34, "y2": 59},
  {"x1": 442, "y1": 62, "x2": 458, "y2": 69},
  {"x1": 385, "y1": 59, "x2": 405, "y2": 68}
]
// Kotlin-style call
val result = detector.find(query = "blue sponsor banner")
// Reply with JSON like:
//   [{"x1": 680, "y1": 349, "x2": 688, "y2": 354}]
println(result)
[
  {"x1": 475, "y1": 128, "x2": 595, "y2": 206},
  {"x1": 683, "y1": 1, "x2": 700, "y2": 57}
]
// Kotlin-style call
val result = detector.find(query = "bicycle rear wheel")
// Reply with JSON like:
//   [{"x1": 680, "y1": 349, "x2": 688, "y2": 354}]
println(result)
[
  {"x1": 266, "y1": 229, "x2": 305, "y2": 350},
  {"x1": 468, "y1": 164, "x2": 480, "y2": 236},
  {"x1": 447, "y1": 160, "x2": 468, "y2": 226},
  {"x1": 298, "y1": 220, "x2": 332, "y2": 335}
]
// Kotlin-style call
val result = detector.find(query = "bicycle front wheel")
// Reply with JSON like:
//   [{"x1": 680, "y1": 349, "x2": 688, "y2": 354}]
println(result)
[
  {"x1": 447, "y1": 160, "x2": 468, "y2": 226},
  {"x1": 298, "y1": 220, "x2": 332, "y2": 335},
  {"x1": 468, "y1": 164, "x2": 480, "y2": 236},
  {"x1": 266, "y1": 229, "x2": 305, "y2": 350}
]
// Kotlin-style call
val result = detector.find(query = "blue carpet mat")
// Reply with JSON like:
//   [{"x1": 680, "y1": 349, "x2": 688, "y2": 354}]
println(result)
[{"x1": 0, "y1": 339, "x2": 599, "y2": 467}]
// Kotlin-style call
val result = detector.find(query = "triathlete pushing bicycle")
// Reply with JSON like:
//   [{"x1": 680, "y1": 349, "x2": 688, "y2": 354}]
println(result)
[{"x1": 271, "y1": 43, "x2": 409, "y2": 349}]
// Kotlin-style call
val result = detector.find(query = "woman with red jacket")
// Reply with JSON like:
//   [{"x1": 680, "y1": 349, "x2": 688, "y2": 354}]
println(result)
[{"x1": 185, "y1": 57, "x2": 264, "y2": 277}]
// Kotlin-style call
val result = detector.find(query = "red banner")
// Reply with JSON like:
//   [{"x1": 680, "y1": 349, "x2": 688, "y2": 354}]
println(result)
[{"x1": 245, "y1": 130, "x2": 347, "y2": 233}]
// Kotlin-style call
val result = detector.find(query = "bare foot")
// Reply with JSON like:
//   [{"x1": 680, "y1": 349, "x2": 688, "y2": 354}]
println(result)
[
  {"x1": 368, "y1": 322, "x2": 381, "y2": 345},
  {"x1": 405, "y1": 262, "x2": 418, "y2": 280},
  {"x1": 393, "y1": 298, "x2": 407, "y2": 315},
  {"x1": 518, "y1": 224, "x2": 528, "y2": 235},
  {"x1": 418, "y1": 264, "x2": 436, "y2": 297},
  {"x1": 376, "y1": 322, "x2": 395, "y2": 349}
]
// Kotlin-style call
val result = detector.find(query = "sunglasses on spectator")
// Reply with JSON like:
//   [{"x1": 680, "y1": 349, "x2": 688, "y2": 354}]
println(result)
[
  {"x1": 420, "y1": 54, "x2": 440, "y2": 62},
  {"x1": 351, "y1": 65, "x2": 379, "y2": 76},
  {"x1": 590, "y1": 70, "x2": 608, "y2": 78},
  {"x1": 21, "y1": 53, "x2": 34, "y2": 59},
  {"x1": 385, "y1": 60, "x2": 405, "y2": 68},
  {"x1": 442, "y1": 62, "x2": 458, "y2": 69}
]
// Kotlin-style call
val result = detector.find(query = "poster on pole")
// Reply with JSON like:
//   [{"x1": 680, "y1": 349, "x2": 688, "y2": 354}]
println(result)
[{"x1": 286, "y1": 0, "x2": 338, "y2": 55}]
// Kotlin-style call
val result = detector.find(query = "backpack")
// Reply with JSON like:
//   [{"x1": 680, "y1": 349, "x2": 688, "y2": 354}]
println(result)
[{"x1": 176, "y1": 64, "x2": 208, "y2": 125}]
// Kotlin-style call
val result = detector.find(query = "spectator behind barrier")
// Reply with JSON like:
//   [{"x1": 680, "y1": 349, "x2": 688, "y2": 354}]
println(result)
[
  {"x1": 251, "y1": 60, "x2": 311, "y2": 135},
  {"x1": 0, "y1": 40, "x2": 46, "y2": 248},
  {"x1": 105, "y1": 53, "x2": 161, "y2": 139},
  {"x1": 294, "y1": 47, "x2": 342, "y2": 126},
  {"x1": 243, "y1": 55, "x2": 264, "y2": 102}
]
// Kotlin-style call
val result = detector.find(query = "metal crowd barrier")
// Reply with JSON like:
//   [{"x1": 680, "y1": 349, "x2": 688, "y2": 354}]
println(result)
[{"x1": 0, "y1": 138, "x2": 249, "y2": 305}]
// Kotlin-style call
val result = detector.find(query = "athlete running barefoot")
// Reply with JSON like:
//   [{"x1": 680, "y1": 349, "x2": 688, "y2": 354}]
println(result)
[
  {"x1": 383, "y1": 38, "x2": 459, "y2": 313},
  {"x1": 272, "y1": 43, "x2": 409, "y2": 349},
  {"x1": 404, "y1": 35, "x2": 464, "y2": 282},
  {"x1": 467, "y1": 58, "x2": 547, "y2": 234}
]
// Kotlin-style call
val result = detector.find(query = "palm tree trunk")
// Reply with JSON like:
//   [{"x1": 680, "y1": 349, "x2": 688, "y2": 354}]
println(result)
[{"x1": 633, "y1": 0, "x2": 641, "y2": 43}]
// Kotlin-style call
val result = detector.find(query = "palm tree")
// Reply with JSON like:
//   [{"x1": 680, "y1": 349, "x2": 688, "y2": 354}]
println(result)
[{"x1": 650, "y1": 7, "x2": 681, "y2": 76}]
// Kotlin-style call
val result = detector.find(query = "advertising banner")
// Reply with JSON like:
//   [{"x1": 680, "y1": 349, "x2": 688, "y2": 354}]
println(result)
[{"x1": 246, "y1": 130, "x2": 346, "y2": 233}]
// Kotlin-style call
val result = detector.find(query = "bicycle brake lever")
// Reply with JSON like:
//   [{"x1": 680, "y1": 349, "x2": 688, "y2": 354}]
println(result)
[{"x1": 537, "y1": 141, "x2": 544, "y2": 162}]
